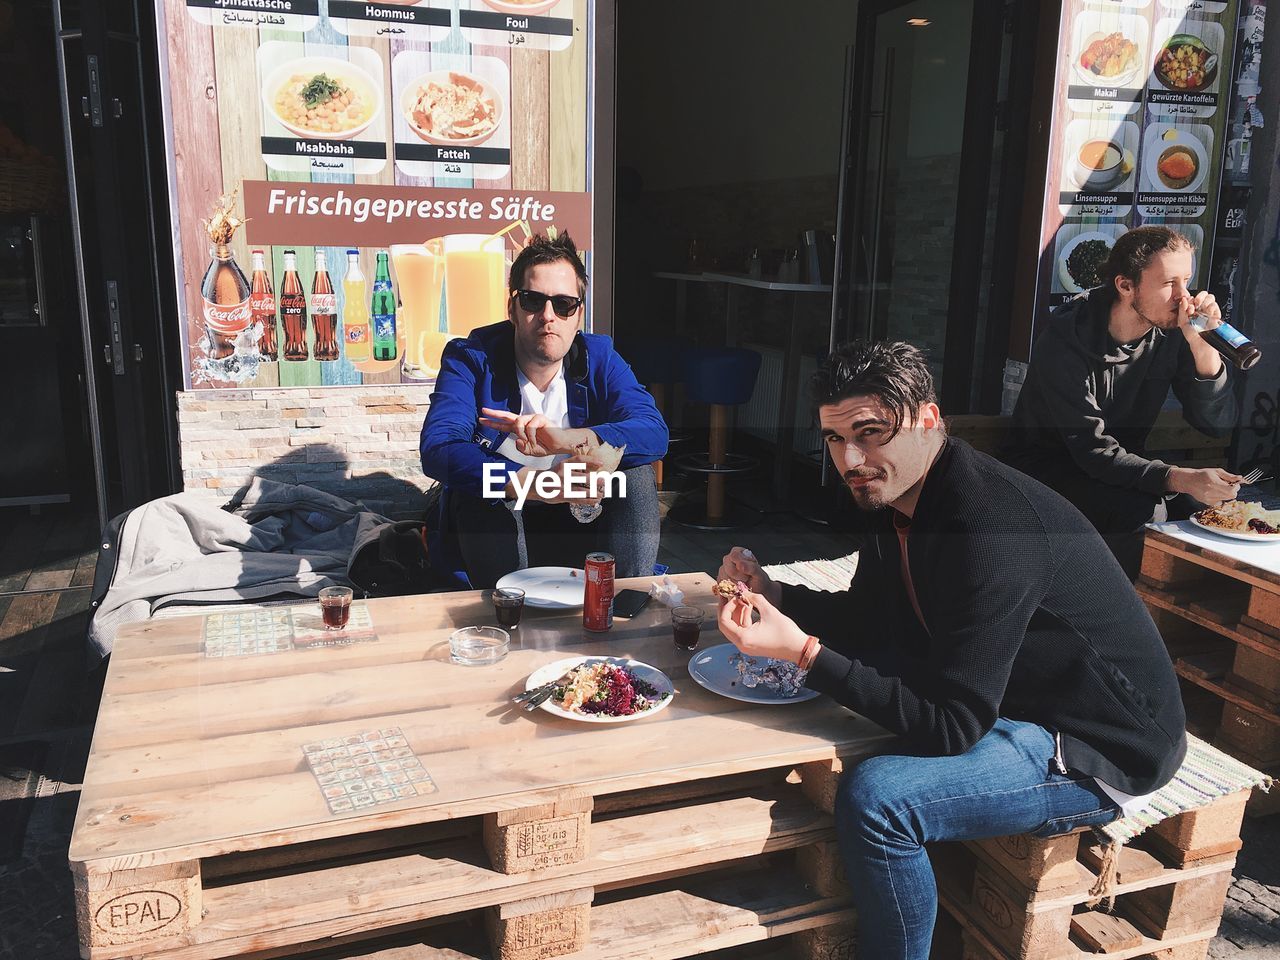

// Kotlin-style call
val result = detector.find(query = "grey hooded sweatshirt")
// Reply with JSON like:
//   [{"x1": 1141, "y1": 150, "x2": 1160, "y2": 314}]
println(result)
[{"x1": 1005, "y1": 287, "x2": 1237, "y2": 494}]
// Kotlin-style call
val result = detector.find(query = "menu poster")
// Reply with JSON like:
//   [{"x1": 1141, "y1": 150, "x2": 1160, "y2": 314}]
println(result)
[
  {"x1": 1031, "y1": 0, "x2": 1241, "y2": 334},
  {"x1": 160, "y1": 0, "x2": 593, "y2": 390}
]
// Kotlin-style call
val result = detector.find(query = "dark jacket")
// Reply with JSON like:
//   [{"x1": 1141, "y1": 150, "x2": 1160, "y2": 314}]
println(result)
[
  {"x1": 786, "y1": 438, "x2": 1187, "y2": 795},
  {"x1": 419, "y1": 321, "x2": 669, "y2": 498},
  {"x1": 1004, "y1": 288, "x2": 1237, "y2": 494}
]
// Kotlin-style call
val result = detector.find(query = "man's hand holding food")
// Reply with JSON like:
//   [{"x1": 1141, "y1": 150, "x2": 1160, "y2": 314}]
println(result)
[
  {"x1": 716, "y1": 546, "x2": 782, "y2": 606},
  {"x1": 714, "y1": 548, "x2": 806, "y2": 664}
]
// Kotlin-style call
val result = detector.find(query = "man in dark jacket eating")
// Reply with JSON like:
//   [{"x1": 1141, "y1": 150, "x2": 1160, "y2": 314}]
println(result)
[
  {"x1": 717, "y1": 339, "x2": 1186, "y2": 960},
  {"x1": 1003, "y1": 226, "x2": 1240, "y2": 577}
]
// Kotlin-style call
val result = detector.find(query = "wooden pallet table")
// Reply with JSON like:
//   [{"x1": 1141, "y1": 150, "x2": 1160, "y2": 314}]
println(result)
[
  {"x1": 934, "y1": 788, "x2": 1249, "y2": 960},
  {"x1": 70, "y1": 573, "x2": 895, "y2": 960},
  {"x1": 1139, "y1": 526, "x2": 1280, "y2": 815}
]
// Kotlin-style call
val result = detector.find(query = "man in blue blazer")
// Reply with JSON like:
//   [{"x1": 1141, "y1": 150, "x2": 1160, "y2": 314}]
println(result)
[{"x1": 420, "y1": 233, "x2": 668, "y2": 588}]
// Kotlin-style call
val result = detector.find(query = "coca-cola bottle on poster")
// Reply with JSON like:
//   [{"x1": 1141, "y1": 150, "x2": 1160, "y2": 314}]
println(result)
[
  {"x1": 199, "y1": 192, "x2": 252, "y2": 360},
  {"x1": 250, "y1": 249, "x2": 277, "y2": 361},
  {"x1": 311, "y1": 251, "x2": 339, "y2": 362},
  {"x1": 281, "y1": 250, "x2": 309, "y2": 362}
]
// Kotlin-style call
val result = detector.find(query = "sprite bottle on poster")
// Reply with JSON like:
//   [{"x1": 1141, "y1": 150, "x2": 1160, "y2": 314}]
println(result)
[{"x1": 372, "y1": 250, "x2": 397, "y2": 361}]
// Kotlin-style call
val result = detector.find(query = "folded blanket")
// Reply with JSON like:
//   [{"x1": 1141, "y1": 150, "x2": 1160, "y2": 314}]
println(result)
[{"x1": 88, "y1": 478, "x2": 396, "y2": 663}]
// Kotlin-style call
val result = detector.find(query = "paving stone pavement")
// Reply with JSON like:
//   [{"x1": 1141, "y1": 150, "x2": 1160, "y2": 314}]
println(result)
[
  {"x1": 1213, "y1": 813, "x2": 1280, "y2": 959},
  {"x1": 0, "y1": 758, "x2": 82, "y2": 960}
]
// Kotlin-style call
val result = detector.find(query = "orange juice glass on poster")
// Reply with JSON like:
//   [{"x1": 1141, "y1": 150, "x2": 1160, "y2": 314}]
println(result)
[
  {"x1": 391, "y1": 240, "x2": 446, "y2": 379},
  {"x1": 444, "y1": 234, "x2": 508, "y2": 337}
]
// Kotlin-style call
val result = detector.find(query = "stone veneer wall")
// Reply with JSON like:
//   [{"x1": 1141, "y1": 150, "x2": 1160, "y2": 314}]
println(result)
[{"x1": 177, "y1": 385, "x2": 435, "y2": 517}]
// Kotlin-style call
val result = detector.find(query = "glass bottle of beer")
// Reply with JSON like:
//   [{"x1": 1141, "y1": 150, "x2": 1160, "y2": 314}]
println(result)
[
  {"x1": 250, "y1": 249, "x2": 277, "y2": 361},
  {"x1": 281, "y1": 250, "x2": 309, "y2": 362},
  {"x1": 1189, "y1": 313, "x2": 1262, "y2": 371},
  {"x1": 311, "y1": 251, "x2": 339, "y2": 362},
  {"x1": 372, "y1": 250, "x2": 397, "y2": 361},
  {"x1": 342, "y1": 250, "x2": 371, "y2": 363}
]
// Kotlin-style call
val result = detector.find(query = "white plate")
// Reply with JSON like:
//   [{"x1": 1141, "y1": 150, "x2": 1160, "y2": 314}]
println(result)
[
  {"x1": 688, "y1": 643, "x2": 820, "y2": 705},
  {"x1": 496, "y1": 567, "x2": 585, "y2": 608},
  {"x1": 1189, "y1": 514, "x2": 1280, "y2": 542},
  {"x1": 1057, "y1": 232, "x2": 1115, "y2": 294},
  {"x1": 525, "y1": 656, "x2": 674, "y2": 724},
  {"x1": 1143, "y1": 131, "x2": 1208, "y2": 194}
]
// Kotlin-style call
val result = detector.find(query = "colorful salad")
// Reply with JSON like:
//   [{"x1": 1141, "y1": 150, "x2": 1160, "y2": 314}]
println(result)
[{"x1": 552, "y1": 661, "x2": 669, "y2": 717}]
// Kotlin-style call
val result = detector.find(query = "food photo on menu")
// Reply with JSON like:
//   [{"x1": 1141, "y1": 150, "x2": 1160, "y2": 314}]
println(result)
[
  {"x1": 1071, "y1": 11, "x2": 1149, "y2": 93},
  {"x1": 1138, "y1": 122, "x2": 1213, "y2": 215},
  {"x1": 391, "y1": 51, "x2": 511, "y2": 180},
  {"x1": 1059, "y1": 118, "x2": 1139, "y2": 202},
  {"x1": 256, "y1": 42, "x2": 388, "y2": 176},
  {"x1": 1051, "y1": 222, "x2": 1127, "y2": 297},
  {"x1": 1147, "y1": 17, "x2": 1225, "y2": 118},
  {"x1": 404, "y1": 71, "x2": 502, "y2": 146}
]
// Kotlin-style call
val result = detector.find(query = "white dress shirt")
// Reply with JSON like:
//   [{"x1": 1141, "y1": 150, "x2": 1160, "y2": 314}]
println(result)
[{"x1": 495, "y1": 366, "x2": 571, "y2": 470}]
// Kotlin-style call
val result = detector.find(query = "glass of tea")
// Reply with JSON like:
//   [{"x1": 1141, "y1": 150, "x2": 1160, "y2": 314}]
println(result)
[
  {"x1": 319, "y1": 586, "x2": 353, "y2": 630},
  {"x1": 671, "y1": 605, "x2": 704, "y2": 651},
  {"x1": 491, "y1": 588, "x2": 525, "y2": 628}
]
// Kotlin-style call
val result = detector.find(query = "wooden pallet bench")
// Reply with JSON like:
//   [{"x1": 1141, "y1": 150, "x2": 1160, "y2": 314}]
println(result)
[
  {"x1": 70, "y1": 574, "x2": 894, "y2": 960},
  {"x1": 931, "y1": 787, "x2": 1248, "y2": 960},
  {"x1": 1139, "y1": 530, "x2": 1280, "y2": 814}
]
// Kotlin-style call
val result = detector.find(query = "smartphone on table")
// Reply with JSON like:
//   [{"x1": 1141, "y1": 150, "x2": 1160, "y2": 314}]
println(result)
[{"x1": 613, "y1": 588, "x2": 650, "y2": 619}]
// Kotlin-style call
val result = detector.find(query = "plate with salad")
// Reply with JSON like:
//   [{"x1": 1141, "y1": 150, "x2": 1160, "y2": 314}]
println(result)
[{"x1": 524, "y1": 656, "x2": 674, "y2": 724}]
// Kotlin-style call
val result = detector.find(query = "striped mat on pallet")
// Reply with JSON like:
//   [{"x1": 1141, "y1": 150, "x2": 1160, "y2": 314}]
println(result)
[
  {"x1": 762, "y1": 554, "x2": 859, "y2": 593},
  {"x1": 1099, "y1": 733, "x2": 1273, "y2": 845}
]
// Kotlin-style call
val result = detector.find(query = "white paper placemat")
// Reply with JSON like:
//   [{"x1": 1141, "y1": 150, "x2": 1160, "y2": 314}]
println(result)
[{"x1": 1148, "y1": 520, "x2": 1280, "y2": 577}]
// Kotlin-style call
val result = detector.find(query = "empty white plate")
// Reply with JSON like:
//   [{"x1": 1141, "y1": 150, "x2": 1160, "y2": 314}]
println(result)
[{"x1": 496, "y1": 566, "x2": 586, "y2": 609}]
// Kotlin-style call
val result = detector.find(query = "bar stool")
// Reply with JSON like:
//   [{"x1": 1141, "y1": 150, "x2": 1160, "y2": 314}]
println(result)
[
  {"x1": 669, "y1": 347, "x2": 762, "y2": 529},
  {"x1": 619, "y1": 337, "x2": 692, "y2": 491}
]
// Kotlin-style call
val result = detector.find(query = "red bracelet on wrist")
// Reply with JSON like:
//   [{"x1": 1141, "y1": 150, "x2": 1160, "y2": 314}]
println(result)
[{"x1": 798, "y1": 635, "x2": 821, "y2": 672}]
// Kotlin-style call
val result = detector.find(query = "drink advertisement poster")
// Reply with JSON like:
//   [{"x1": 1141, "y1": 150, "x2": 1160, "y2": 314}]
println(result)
[
  {"x1": 1030, "y1": 0, "x2": 1242, "y2": 338},
  {"x1": 158, "y1": 0, "x2": 594, "y2": 389}
]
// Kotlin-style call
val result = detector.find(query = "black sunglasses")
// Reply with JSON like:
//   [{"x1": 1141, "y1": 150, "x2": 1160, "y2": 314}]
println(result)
[{"x1": 513, "y1": 288, "x2": 583, "y2": 318}]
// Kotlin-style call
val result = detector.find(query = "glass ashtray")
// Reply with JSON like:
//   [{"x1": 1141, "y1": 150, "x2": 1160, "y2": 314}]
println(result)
[{"x1": 450, "y1": 626, "x2": 510, "y2": 666}]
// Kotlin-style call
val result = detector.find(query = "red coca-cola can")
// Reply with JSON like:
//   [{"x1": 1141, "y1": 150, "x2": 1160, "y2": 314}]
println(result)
[{"x1": 583, "y1": 552, "x2": 615, "y2": 632}]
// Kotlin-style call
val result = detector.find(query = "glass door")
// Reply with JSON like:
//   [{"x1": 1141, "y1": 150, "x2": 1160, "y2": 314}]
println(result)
[{"x1": 834, "y1": 0, "x2": 1018, "y2": 412}]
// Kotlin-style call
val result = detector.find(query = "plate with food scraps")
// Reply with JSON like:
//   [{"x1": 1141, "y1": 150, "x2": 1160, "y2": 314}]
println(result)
[
  {"x1": 688, "y1": 643, "x2": 820, "y2": 705},
  {"x1": 525, "y1": 656, "x2": 674, "y2": 723},
  {"x1": 1190, "y1": 505, "x2": 1280, "y2": 542},
  {"x1": 496, "y1": 566, "x2": 585, "y2": 608}
]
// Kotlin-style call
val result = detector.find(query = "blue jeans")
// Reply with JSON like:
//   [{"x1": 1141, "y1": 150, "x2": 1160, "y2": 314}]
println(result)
[{"x1": 835, "y1": 718, "x2": 1121, "y2": 960}]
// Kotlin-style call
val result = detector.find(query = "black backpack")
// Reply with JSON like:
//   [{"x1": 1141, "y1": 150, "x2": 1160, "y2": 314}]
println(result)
[{"x1": 349, "y1": 521, "x2": 435, "y2": 597}]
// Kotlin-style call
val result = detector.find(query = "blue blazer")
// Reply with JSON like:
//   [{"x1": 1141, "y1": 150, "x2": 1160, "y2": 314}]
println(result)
[{"x1": 420, "y1": 321, "x2": 669, "y2": 498}]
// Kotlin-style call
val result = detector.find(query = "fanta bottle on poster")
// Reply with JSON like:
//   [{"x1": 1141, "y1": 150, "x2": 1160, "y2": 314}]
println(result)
[{"x1": 343, "y1": 250, "x2": 371, "y2": 363}]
